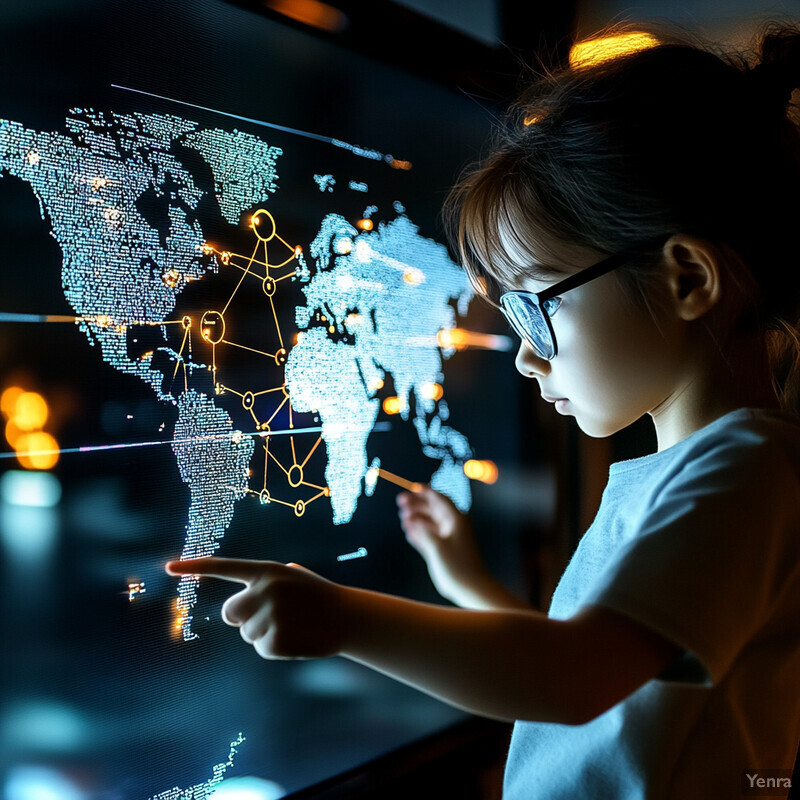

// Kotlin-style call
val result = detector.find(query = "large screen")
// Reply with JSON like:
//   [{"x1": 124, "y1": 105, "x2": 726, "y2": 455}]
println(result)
[{"x1": 0, "y1": 2, "x2": 532, "y2": 797}]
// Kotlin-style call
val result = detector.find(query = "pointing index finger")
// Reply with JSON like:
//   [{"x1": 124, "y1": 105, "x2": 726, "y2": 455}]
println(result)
[{"x1": 165, "y1": 557, "x2": 269, "y2": 584}]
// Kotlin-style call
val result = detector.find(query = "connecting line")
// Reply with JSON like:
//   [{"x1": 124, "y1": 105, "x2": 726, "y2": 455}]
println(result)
[
  {"x1": 109, "y1": 84, "x2": 398, "y2": 164},
  {"x1": 0, "y1": 422, "x2": 392, "y2": 461},
  {"x1": 267, "y1": 447, "x2": 290, "y2": 477},
  {"x1": 0, "y1": 313, "x2": 84, "y2": 323},
  {"x1": 269, "y1": 296, "x2": 283, "y2": 349},
  {"x1": 301, "y1": 436, "x2": 323, "y2": 469},
  {"x1": 221, "y1": 240, "x2": 259, "y2": 315},
  {"x1": 0, "y1": 312, "x2": 185, "y2": 327},
  {"x1": 220, "y1": 339, "x2": 275, "y2": 358},
  {"x1": 167, "y1": 325, "x2": 192, "y2": 397}
]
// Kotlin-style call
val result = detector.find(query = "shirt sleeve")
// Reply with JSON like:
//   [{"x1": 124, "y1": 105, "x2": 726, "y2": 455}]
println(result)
[{"x1": 581, "y1": 431, "x2": 800, "y2": 686}]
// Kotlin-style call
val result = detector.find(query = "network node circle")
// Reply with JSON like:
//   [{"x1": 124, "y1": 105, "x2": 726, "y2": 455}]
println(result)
[
  {"x1": 259, "y1": 422, "x2": 271, "y2": 432},
  {"x1": 274, "y1": 348, "x2": 287, "y2": 366},
  {"x1": 200, "y1": 310, "x2": 225, "y2": 344},
  {"x1": 262, "y1": 276, "x2": 277, "y2": 297},
  {"x1": 259, "y1": 489, "x2": 271, "y2": 505},
  {"x1": 181, "y1": 315, "x2": 192, "y2": 330},
  {"x1": 250, "y1": 208, "x2": 276, "y2": 242},
  {"x1": 294, "y1": 500, "x2": 306, "y2": 517},
  {"x1": 288, "y1": 464, "x2": 303, "y2": 488},
  {"x1": 242, "y1": 391, "x2": 255, "y2": 410}
]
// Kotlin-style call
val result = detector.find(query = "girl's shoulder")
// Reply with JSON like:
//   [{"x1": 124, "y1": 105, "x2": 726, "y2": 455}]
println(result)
[
  {"x1": 611, "y1": 407, "x2": 800, "y2": 482},
  {"x1": 694, "y1": 407, "x2": 800, "y2": 459}
]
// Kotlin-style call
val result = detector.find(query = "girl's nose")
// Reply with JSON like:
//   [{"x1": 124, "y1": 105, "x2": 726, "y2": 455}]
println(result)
[{"x1": 515, "y1": 341, "x2": 551, "y2": 378}]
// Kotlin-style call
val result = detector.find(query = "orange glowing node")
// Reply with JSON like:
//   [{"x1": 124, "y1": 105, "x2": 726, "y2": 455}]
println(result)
[
  {"x1": 420, "y1": 382, "x2": 443, "y2": 401},
  {"x1": 436, "y1": 328, "x2": 511, "y2": 352},
  {"x1": 437, "y1": 328, "x2": 469, "y2": 350},
  {"x1": 463, "y1": 459, "x2": 498, "y2": 485},
  {"x1": 162, "y1": 269, "x2": 180, "y2": 288},
  {"x1": 356, "y1": 218, "x2": 374, "y2": 231},
  {"x1": 171, "y1": 598, "x2": 190, "y2": 638},
  {"x1": 382, "y1": 396, "x2": 402, "y2": 415}
]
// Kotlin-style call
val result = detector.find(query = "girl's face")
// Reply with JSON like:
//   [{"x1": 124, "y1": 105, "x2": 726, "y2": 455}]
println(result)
[{"x1": 504, "y1": 241, "x2": 689, "y2": 439}]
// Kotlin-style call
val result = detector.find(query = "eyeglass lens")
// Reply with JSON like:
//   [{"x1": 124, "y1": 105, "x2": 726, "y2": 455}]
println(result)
[{"x1": 500, "y1": 294, "x2": 555, "y2": 360}]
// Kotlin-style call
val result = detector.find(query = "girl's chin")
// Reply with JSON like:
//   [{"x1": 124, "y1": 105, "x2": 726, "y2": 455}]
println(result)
[{"x1": 573, "y1": 411, "x2": 628, "y2": 440}]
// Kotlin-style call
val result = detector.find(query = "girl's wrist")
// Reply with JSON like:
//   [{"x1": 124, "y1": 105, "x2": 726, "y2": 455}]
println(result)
[
  {"x1": 452, "y1": 573, "x2": 531, "y2": 611},
  {"x1": 333, "y1": 583, "x2": 375, "y2": 656}
]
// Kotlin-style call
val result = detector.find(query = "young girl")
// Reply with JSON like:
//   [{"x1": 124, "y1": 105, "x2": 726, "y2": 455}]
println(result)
[{"x1": 168, "y1": 23, "x2": 800, "y2": 799}]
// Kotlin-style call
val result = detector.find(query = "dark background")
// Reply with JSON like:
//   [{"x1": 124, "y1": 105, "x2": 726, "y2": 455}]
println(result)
[
  {"x1": 0, "y1": 1, "x2": 566, "y2": 798},
  {"x1": 5, "y1": 1, "x2": 795, "y2": 798}
]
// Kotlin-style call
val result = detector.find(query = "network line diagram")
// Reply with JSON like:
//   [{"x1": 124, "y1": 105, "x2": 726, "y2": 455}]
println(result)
[{"x1": 169, "y1": 208, "x2": 330, "y2": 520}]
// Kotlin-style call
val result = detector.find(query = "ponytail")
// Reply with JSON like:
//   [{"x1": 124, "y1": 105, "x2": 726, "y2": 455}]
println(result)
[{"x1": 752, "y1": 25, "x2": 800, "y2": 416}]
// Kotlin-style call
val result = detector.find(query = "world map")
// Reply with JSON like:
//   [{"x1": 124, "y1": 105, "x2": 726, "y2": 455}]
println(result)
[{"x1": 0, "y1": 108, "x2": 474, "y2": 643}]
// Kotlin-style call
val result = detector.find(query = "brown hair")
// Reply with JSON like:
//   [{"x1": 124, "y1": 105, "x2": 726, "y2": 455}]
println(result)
[{"x1": 444, "y1": 21, "x2": 800, "y2": 413}]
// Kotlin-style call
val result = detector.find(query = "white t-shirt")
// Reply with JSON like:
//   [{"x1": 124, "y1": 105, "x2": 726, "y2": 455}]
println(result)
[{"x1": 504, "y1": 408, "x2": 800, "y2": 800}]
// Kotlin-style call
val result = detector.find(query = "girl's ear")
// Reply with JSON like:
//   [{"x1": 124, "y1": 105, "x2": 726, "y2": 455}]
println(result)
[{"x1": 661, "y1": 234, "x2": 723, "y2": 322}]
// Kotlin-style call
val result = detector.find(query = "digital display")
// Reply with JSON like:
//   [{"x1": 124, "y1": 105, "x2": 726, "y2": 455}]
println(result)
[{"x1": 0, "y1": 2, "x2": 528, "y2": 797}]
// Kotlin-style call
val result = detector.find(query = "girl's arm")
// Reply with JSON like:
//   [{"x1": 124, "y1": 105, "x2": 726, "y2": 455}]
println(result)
[
  {"x1": 342, "y1": 585, "x2": 680, "y2": 724},
  {"x1": 166, "y1": 558, "x2": 681, "y2": 725}
]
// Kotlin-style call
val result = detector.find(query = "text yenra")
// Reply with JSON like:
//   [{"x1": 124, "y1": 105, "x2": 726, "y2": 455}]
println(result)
[{"x1": 745, "y1": 773, "x2": 792, "y2": 789}]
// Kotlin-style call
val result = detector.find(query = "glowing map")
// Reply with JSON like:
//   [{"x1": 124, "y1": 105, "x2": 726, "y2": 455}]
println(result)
[
  {"x1": 0, "y1": 108, "x2": 473, "y2": 639},
  {"x1": 146, "y1": 733, "x2": 245, "y2": 800}
]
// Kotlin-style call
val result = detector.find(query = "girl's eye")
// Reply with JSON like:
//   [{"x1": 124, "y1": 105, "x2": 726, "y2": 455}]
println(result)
[{"x1": 542, "y1": 296, "x2": 562, "y2": 316}]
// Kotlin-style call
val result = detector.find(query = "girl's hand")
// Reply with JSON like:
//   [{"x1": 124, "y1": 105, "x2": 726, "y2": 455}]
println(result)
[
  {"x1": 397, "y1": 486, "x2": 527, "y2": 610},
  {"x1": 165, "y1": 558, "x2": 348, "y2": 659}
]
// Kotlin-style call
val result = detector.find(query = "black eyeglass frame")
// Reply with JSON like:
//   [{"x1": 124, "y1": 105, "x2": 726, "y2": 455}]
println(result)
[{"x1": 498, "y1": 240, "x2": 667, "y2": 360}]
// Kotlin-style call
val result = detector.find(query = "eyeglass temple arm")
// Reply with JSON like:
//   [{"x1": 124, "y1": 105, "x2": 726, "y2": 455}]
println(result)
[{"x1": 537, "y1": 240, "x2": 666, "y2": 302}]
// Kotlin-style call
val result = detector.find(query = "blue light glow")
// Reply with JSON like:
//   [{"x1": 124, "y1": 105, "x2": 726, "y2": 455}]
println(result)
[
  {"x1": 0, "y1": 471, "x2": 61, "y2": 508},
  {"x1": 209, "y1": 777, "x2": 286, "y2": 800},
  {"x1": 4, "y1": 766, "x2": 85, "y2": 800}
]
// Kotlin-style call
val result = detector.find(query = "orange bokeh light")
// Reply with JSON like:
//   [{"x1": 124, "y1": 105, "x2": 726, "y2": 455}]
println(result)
[
  {"x1": 1, "y1": 385, "x2": 24, "y2": 417},
  {"x1": 264, "y1": 0, "x2": 348, "y2": 33},
  {"x1": 463, "y1": 459, "x2": 499, "y2": 485},
  {"x1": 15, "y1": 430, "x2": 59, "y2": 470}
]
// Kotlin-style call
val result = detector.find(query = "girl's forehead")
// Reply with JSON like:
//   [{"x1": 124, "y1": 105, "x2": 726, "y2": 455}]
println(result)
[
  {"x1": 494, "y1": 225, "x2": 601, "y2": 293},
  {"x1": 495, "y1": 219, "x2": 597, "y2": 286}
]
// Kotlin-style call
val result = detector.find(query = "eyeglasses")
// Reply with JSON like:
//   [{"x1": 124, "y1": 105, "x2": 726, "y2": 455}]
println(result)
[{"x1": 499, "y1": 242, "x2": 665, "y2": 360}]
